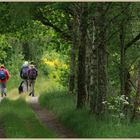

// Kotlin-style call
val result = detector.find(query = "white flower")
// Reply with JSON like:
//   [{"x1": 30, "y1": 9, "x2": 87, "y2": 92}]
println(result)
[
  {"x1": 102, "y1": 101, "x2": 107, "y2": 104},
  {"x1": 125, "y1": 97, "x2": 128, "y2": 100},
  {"x1": 120, "y1": 113, "x2": 125, "y2": 118},
  {"x1": 124, "y1": 101, "x2": 129, "y2": 105}
]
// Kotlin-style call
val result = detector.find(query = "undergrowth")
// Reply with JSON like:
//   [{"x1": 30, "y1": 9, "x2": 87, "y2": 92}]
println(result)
[{"x1": 39, "y1": 88, "x2": 140, "y2": 138}]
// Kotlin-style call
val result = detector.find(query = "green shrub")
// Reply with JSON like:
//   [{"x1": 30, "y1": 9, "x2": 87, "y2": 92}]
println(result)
[{"x1": 41, "y1": 51, "x2": 69, "y2": 87}]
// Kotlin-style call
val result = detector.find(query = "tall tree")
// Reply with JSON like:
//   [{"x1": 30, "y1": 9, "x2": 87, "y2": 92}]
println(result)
[
  {"x1": 90, "y1": 3, "x2": 108, "y2": 115},
  {"x1": 68, "y1": 14, "x2": 77, "y2": 94},
  {"x1": 131, "y1": 60, "x2": 140, "y2": 121},
  {"x1": 77, "y1": 3, "x2": 88, "y2": 108}
]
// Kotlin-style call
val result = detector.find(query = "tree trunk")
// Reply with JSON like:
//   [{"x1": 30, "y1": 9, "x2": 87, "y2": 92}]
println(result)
[
  {"x1": 86, "y1": 20, "x2": 95, "y2": 103},
  {"x1": 77, "y1": 4, "x2": 88, "y2": 108},
  {"x1": 131, "y1": 60, "x2": 140, "y2": 121},
  {"x1": 120, "y1": 23, "x2": 126, "y2": 96},
  {"x1": 124, "y1": 68, "x2": 131, "y2": 100},
  {"x1": 85, "y1": 40, "x2": 90, "y2": 102},
  {"x1": 68, "y1": 44, "x2": 76, "y2": 94},
  {"x1": 90, "y1": 3, "x2": 107, "y2": 115},
  {"x1": 68, "y1": 16, "x2": 77, "y2": 95},
  {"x1": 89, "y1": 41, "x2": 98, "y2": 113},
  {"x1": 118, "y1": 4, "x2": 132, "y2": 117}
]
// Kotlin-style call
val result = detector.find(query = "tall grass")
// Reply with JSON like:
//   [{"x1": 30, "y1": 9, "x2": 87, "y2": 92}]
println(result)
[
  {"x1": 7, "y1": 76, "x2": 21, "y2": 92},
  {"x1": 0, "y1": 98, "x2": 58, "y2": 138},
  {"x1": 39, "y1": 88, "x2": 140, "y2": 138},
  {"x1": 35, "y1": 77, "x2": 65, "y2": 96}
]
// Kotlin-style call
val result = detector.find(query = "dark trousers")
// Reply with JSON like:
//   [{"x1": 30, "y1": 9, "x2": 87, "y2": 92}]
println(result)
[
  {"x1": 29, "y1": 80, "x2": 35, "y2": 96},
  {"x1": 23, "y1": 79, "x2": 29, "y2": 92},
  {"x1": 0, "y1": 83, "x2": 7, "y2": 97}
]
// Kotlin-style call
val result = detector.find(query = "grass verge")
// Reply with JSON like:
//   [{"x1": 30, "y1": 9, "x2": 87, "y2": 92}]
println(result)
[{"x1": 39, "y1": 89, "x2": 140, "y2": 138}]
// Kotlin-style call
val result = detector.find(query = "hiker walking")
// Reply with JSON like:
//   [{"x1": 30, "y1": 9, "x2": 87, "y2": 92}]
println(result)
[
  {"x1": 0, "y1": 65, "x2": 10, "y2": 97},
  {"x1": 28, "y1": 64, "x2": 38, "y2": 97},
  {"x1": 20, "y1": 61, "x2": 29, "y2": 92}
]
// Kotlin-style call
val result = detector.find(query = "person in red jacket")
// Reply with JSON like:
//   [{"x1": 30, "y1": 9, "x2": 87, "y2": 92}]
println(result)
[{"x1": 0, "y1": 65, "x2": 10, "y2": 97}]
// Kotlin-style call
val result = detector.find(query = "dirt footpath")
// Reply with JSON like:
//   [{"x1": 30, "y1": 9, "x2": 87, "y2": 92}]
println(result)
[
  {"x1": 29, "y1": 97, "x2": 76, "y2": 138},
  {"x1": 0, "y1": 126, "x2": 6, "y2": 138},
  {"x1": 0, "y1": 97, "x2": 6, "y2": 138}
]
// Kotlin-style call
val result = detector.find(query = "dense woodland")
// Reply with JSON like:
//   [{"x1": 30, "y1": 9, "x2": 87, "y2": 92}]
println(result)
[{"x1": 0, "y1": 2, "x2": 140, "y2": 137}]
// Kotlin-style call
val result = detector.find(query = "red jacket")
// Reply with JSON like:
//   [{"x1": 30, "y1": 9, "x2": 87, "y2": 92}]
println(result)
[{"x1": 0, "y1": 68, "x2": 10, "y2": 83}]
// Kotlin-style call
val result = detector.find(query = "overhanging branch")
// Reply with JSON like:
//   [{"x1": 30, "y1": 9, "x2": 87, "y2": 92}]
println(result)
[
  {"x1": 124, "y1": 32, "x2": 140, "y2": 52},
  {"x1": 34, "y1": 9, "x2": 72, "y2": 42}
]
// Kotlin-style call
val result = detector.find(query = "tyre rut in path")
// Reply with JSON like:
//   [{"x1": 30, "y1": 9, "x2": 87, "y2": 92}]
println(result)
[
  {"x1": 0, "y1": 126, "x2": 6, "y2": 138},
  {"x1": 0, "y1": 97, "x2": 6, "y2": 138},
  {"x1": 29, "y1": 97, "x2": 77, "y2": 138}
]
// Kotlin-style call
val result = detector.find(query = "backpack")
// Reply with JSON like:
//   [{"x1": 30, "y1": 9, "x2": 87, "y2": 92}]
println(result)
[
  {"x1": 22, "y1": 66, "x2": 29, "y2": 79},
  {"x1": 28, "y1": 68, "x2": 37, "y2": 80},
  {"x1": 0, "y1": 70, "x2": 6, "y2": 80}
]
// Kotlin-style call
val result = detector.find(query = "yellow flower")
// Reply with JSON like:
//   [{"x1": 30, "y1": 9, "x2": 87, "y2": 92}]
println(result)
[{"x1": 42, "y1": 57, "x2": 69, "y2": 70}]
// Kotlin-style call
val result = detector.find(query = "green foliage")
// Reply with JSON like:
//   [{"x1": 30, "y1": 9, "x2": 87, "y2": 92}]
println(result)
[
  {"x1": 0, "y1": 34, "x2": 24, "y2": 91},
  {"x1": 0, "y1": 2, "x2": 71, "y2": 88},
  {"x1": 18, "y1": 20, "x2": 49, "y2": 65},
  {"x1": 6, "y1": 36, "x2": 24, "y2": 77},
  {"x1": 106, "y1": 3, "x2": 140, "y2": 94},
  {"x1": 0, "y1": 35, "x2": 12, "y2": 63},
  {"x1": 42, "y1": 50, "x2": 70, "y2": 87},
  {"x1": 0, "y1": 35, "x2": 24, "y2": 89},
  {"x1": 40, "y1": 3, "x2": 71, "y2": 35},
  {"x1": 0, "y1": 3, "x2": 35, "y2": 33}
]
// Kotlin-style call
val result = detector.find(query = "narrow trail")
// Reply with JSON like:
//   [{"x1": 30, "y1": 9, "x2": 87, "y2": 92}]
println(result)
[
  {"x1": 0, "y1": 125, "x2": 6, "y2": 138},
  {"x1": 29, "y1": 96, "x2": 76, "y2": 138},
  {"x1": 0, "y1": 97, "x2": 6, "y2": 138}
]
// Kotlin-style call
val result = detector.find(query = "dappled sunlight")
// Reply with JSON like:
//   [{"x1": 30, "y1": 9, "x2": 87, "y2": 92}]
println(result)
[
  {"x1": 35, "y1": 78, "x2": 49, "y2": 95},
  {"x1": 7, "y1": 88, "x2": 20, "y2": 100},
  {"x1": 35, "y1": 78, "x2": 65, "y2": 95},
  {"x1": 43, "y1": 58, "x2": 68, "y2": 69},
  {"x1": 7, "y1": 88, "x2": 34, "y2": 102},
  {"x1": 6, "y1": 78, "x2": 63, "y2": 103}
]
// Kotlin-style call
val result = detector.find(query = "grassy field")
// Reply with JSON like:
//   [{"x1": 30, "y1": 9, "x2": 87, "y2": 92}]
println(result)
[{"x1": 39, "y1": 88, "x2": 140, "y2": 138}]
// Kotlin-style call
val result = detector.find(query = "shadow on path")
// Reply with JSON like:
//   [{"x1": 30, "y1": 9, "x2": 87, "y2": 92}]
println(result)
[{"x1": 28, "y1": 96, "x2": 77, "y2": 138}]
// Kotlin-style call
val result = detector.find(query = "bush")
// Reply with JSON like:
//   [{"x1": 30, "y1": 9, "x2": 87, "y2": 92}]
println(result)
[{"x1": 41, "y1": 51, "x2": 69, "y2": 87}]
